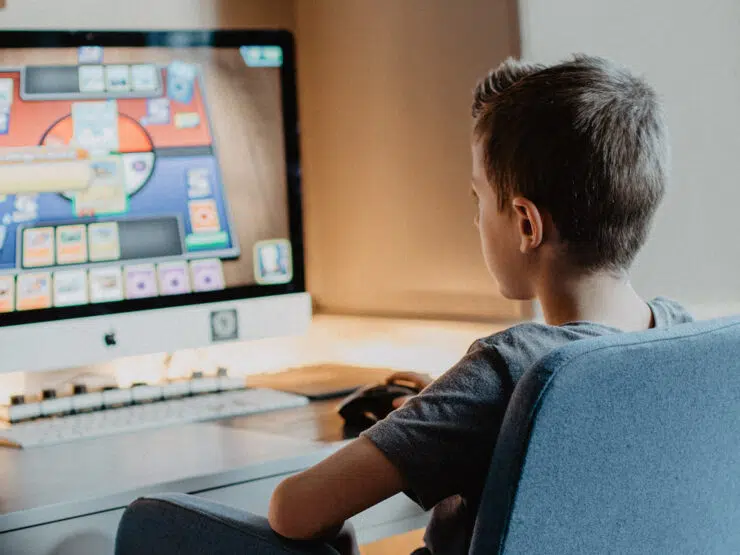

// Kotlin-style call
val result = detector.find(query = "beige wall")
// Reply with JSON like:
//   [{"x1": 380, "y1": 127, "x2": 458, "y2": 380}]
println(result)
[
  {"x1": 0, "y1": 0, "x2": 293, "y2": 29},
  {"x1": 296, "y1": 0, "x2": 525, "y2": 321},
  {"x1": 0, "y1": 0, "x2": 524, "y2": 322}
]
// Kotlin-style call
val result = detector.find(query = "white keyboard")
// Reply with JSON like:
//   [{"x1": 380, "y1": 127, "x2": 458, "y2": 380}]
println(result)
[{"x1": 0, "y1": 388, "x2": 309, "y2": 449}]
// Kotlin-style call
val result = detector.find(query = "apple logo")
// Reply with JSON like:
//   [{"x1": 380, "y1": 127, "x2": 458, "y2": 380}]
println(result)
[{"x1": 104, "y1": 331, "x2": 117, "y2": 347}]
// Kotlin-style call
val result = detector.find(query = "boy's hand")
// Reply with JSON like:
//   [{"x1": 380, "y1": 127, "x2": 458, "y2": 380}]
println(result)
[{"x1": 386, "y1": 371, "x2": 433, "y2": 408}]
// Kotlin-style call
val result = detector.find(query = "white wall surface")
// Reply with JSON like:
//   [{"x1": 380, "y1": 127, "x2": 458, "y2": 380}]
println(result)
[{"x1": 519, "y1": 0, "x2": 740, "y2": 317}]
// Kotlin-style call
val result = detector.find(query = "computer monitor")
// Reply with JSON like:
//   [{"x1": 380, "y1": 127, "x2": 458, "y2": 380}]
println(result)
[{"x1": 0, "y1": 30, "x2": 310, "y2": 374}]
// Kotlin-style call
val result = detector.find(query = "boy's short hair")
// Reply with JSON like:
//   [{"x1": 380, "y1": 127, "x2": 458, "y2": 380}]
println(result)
[{"x1": 472, "y1": 55, "x2": 669, "y2": 271}]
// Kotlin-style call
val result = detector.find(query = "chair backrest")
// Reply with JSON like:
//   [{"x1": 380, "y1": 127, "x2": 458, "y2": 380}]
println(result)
[{"x1": 469, "y1": 316, "x2": 740, "y2": 555}]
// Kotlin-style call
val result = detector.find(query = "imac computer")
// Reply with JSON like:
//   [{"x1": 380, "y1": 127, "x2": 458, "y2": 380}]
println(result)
[{"x1": 0, "y1": 30, "x2": 310, "y2": 377}]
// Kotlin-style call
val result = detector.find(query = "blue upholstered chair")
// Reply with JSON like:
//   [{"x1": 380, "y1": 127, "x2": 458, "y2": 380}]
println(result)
[
  {"x1": 470, "y1": 315, "x2": 740, "y2": 554},
  {"x1": 117, "y1": 316, "x2": 740, "y2": 554}
]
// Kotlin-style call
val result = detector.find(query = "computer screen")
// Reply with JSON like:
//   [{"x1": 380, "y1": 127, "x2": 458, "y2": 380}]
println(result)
[{"x1": 0, "y1": 31, "x2": 309, "y2": 374}]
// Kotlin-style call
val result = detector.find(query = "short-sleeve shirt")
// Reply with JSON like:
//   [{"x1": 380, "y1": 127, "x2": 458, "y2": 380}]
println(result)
[{"x1": 361, "y1": 297, "x2": 693, "y2": 555}]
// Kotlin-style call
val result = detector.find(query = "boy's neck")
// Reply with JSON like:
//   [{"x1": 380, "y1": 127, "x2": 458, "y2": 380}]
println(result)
[{"x1": 536, "y1": 269, "x2": 653, "y2": 331}]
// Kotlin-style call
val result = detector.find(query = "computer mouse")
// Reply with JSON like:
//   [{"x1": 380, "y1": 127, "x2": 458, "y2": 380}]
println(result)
[{"x1": 337, "y1": 380, "x2": 420, "y2": 432}]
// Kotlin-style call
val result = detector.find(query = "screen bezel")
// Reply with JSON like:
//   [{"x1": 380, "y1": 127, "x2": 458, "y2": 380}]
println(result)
[{"x1": 0, "y1": 30, "x2": 305, "y2": 328}]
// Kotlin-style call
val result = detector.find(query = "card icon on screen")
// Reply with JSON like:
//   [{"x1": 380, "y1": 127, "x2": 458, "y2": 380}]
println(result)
[
  {"x1": 190, "y1": 259, "x2": 225, "y2": 292},
  {"x1": 167, "y1": 61, "x2": 197, "y2": 104},
  {"x1": 174, "y1": 112, "x2": 200, "y2": 129},
  {"x1": 186, "y1": 168, "x2": 211, "y2": 198},
  {"x1": 78, "y1": 46, "x2": 103, "y2": 65},
  {"x1": 53, "y1": 269, "x2": 88, "y2": 307},
  {"x1": 0, "y1": 78, "x2": 14, "y2": 109},
  {"x1": 131, "y1": 64, "x2": 159, "y2": 92},
  {"x1": 72, "y1": 100, "x2": 119, "y2": 153},
  {"x1": 253, "y1": 239, "x2": 293, "y2": 285},
  {"x1": 189, "y1": 199, "x2": 221, "y2": 233},
  {"x1": 89, "y1": 266, "x2": 124, "y2": 303},
  {"x1": 157, "y1": 261, "x2": 191, "y2": 296},
  {"x1": 143, "y1": 97, "x2": 170, "y2": 126},
  {"x1": 75, "y1": 157, "x2": 127, "y2": 216},
  {"x1": 16, "y1": 272, "x2": 52, "y2": 311},
  {"x1": 105, "y1": 65, "x2": 131, "y2": 92},
  {"x1": 78, "y1": 65, "x2": 105, "y2": 93},
  {"x1": 0, "y1": 275, "x2": 14, "y2": 313},
  {"x1": 56, "y1": 224, "x2": 88, "y2": 265},
  {"x1": 0, "y1": 112, "x2": 9, "y2": 135},
  {"x1": 23, "y1": 227, "x2": 55, "y2": 268},
  {"x1": 88, "y1": 222, "x2": 121, "y2": 262},
  {"x1": 124, "y1": 264, "x2": 158, "y2": 299}
]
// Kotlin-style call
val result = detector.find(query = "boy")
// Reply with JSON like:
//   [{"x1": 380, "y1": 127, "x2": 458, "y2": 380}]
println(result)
[{"x1": 268, "y1": 54, "x2": 693, "y2": 554}]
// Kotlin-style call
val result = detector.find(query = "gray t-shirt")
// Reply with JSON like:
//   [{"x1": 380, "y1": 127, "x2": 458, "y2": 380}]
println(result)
[{"x1": 362, "y1": 297, "x2": 693, "y2": 555}]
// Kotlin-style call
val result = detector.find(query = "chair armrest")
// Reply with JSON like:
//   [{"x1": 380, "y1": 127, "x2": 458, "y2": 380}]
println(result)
[{"x1": 116, "y1": 492, "x2": 340, "y2": 555}]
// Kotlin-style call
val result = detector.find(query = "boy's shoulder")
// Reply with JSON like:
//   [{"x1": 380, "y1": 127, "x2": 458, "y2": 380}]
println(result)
[
  {"x1": 465, "y1": 297, "x2": 693, "y2": 383},
  {"x1": 466, "y1": 320, "x2": 608, "y2": 384},
  {"x1": 649, "y1": 296, "x2": 694, "y2": 326}
]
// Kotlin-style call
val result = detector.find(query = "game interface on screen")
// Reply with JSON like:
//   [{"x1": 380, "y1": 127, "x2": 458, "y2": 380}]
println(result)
[{"x1": 0, "y1": 45, "x2": 293, "y2": 314}]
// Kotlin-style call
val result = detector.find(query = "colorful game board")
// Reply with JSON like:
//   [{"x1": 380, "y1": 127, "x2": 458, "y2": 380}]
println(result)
[{"x1": 0, "y1": 60, "x2": 238, "y2": 274}]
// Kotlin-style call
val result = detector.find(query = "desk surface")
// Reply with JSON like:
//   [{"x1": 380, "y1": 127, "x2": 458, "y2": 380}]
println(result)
[
  {"x1": 0, "y1": 315, "x2": 507, "y2": 535},
  {"x1": 0, "y1": 392, "x2": 389, "y2": 533},
  {"x1": 0, "y1": 403, "x2": 346, "y2": 533}
]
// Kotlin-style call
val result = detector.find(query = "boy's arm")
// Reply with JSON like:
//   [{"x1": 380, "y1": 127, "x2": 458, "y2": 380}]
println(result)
[
  {"x1": 268, "y1": 436, "x2": 405, "y2": 540},
  {"x1": 270, "y1": 343, "x2": 508, "y2": 541}
]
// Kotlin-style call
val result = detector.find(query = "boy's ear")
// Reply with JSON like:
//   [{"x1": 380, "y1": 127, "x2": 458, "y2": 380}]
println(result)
[{"x1": 511, "y1": 197, "x2": 543, "y2": 253}]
